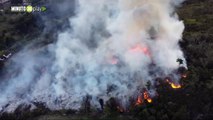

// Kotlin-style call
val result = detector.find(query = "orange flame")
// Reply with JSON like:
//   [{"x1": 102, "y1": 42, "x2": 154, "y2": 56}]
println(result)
[
  {"x1": 143, "y1": 91, "x2": 152, "y2": 103},
  {"x1": 147, "y1": 98, "x2": 152, "y2": 103},
  {"x1": 171, "y1": 83, "x2": 181, "y2": 89},
  {"x1": 135, "y1": 95, "x2": 143, "y2": 105},
  {"x1": 143, "y1": 91, "x2": 149, "y2": 99},
  {"x1": 166, "y1": 79, "x2": 181, "y2": 89},
  {"x1": 130, "y1": 45, "x2": 150, "y2": 56}
]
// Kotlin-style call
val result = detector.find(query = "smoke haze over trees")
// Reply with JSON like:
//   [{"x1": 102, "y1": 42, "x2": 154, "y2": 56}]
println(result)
[{"x1": 0, "y1": 0, "x2": 213, "y2": 120}]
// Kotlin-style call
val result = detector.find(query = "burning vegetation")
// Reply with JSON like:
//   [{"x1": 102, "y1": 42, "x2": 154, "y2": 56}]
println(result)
[
  {"x1": 0, "y1": 0, "x2": 213, "y2": 119},
  {"x1": 135, "y1": 90, "x2": 153, "y2": 106},
  {"x1": 0, "y1": 0, "x2": 189, "y2": 117}
]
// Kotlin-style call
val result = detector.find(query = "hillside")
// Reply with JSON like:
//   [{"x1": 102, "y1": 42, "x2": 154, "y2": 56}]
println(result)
[{"x1": 0, "y1": 0, "x2": 213, "y2": 120}]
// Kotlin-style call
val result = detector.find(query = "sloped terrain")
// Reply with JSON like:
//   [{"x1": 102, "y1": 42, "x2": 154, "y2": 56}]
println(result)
[{"x1": 0, "y1": 0, "x2": 213, "y2": 120}]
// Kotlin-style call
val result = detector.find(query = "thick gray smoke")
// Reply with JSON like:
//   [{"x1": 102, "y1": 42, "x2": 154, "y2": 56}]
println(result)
[{"x1": 0, "y1": 0, "x2": 186, "y2": 112}]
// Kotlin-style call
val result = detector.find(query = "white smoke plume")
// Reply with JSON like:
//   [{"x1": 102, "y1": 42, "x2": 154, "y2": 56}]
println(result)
[{"x1": 0, "y1": 0, "x2": 186, "y2": 112}]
